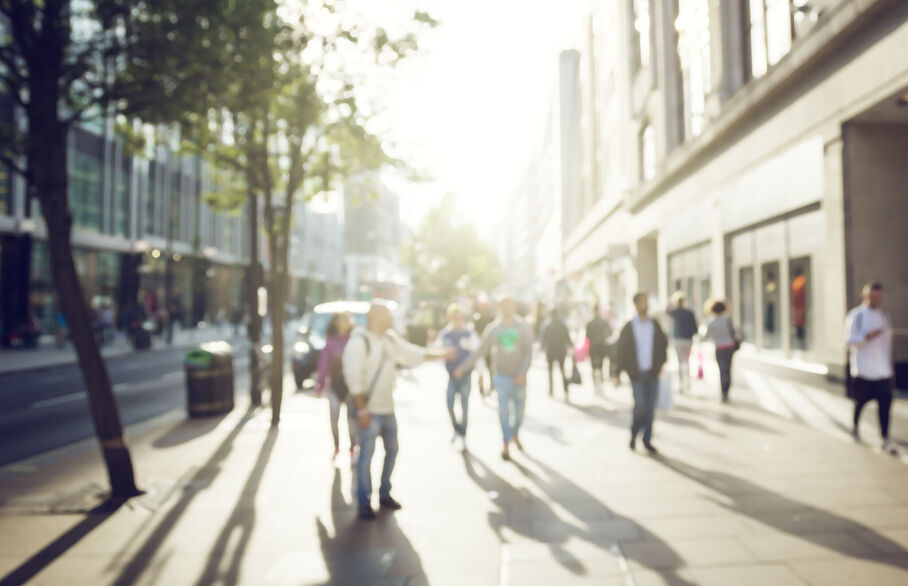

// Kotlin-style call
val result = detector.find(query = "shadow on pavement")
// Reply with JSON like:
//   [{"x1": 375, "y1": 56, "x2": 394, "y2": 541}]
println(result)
[
  {"x1": 0, "y1": 498, "x2": 126, "y2": 586},
  {"x1": 517, "y1": 453, "x2": 698, "y2": 586},
  {"x1": 151, "y1": 413, "x2": 229, "y2": 449},
  {"x1": 110, "y1": 406, "x2": 258, "y2": 586},
  {"x1": 315, "y1": 468, "x2": 427, "y2": 585},
  {"x1": 653, "y1": 454, "x2": 908, "y2": 570},
  {"x1": 194, "y1": 426, "x2": 279, "y2": 585},
  {"x1": 462, "y1": 451, "x2": 696, "y2": 584}
]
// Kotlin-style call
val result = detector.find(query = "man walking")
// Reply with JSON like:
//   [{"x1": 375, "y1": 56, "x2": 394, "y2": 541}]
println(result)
[
  {"x1": 614, "y1": 292, "x2": 668, "y2": 453},
  {"x1": 668, "y1": 292, "x2": 697, "y2": 393},
  {"x1": 437, "y1": 304, "x2": 480, "y2": 451},
  {"x1": 541, "y1": 307, "x2": 573, "y2": 399},
  {"x1": 846, "y1": 282, "x2": 896, "y2": 453},
  {"x1": 456, "y1": 297, "x2": 534, "y2": 461},
  {"x1": 586, "y1": 303, "x2": 613, "y2": 386},
  {"x1": 344, "y1": 301, "x2": 453, "y2": 520}
]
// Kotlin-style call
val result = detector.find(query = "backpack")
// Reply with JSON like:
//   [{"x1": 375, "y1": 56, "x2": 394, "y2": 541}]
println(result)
[{"x1": 331, "y1": 334, "x2": 371, "y2": 402}]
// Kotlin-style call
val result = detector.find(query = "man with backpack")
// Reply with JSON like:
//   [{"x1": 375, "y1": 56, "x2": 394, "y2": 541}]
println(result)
[{"x1": 343, "y1": 300, "x2": 453, "y2": 520}]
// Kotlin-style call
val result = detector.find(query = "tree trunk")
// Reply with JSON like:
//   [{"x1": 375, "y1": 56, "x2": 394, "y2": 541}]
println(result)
[
  {"x1": 247, "y1": 189, "x2": 263, "y2": 406},
  {"x1": 30, "y1": 102, "x2": 139, "y2": 499},
  {"x1": 268, "y1": 232, "x2": 286, "y2": 426}
]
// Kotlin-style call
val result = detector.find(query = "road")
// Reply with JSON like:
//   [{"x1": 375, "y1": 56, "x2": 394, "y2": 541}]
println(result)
[{"x1": 0, "y1": 343, "x2": 252, "y2": 467}]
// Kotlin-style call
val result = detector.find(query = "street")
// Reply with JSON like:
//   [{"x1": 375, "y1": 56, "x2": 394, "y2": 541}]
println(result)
[
  {"x1": 2, "y1": 358, "x2": 908, "y2": 584},
  {"x1": 0, "y1": 343, "x2": 250, "y2": 467}
]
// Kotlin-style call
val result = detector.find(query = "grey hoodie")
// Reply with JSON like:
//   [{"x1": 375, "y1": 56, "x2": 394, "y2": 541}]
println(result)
[{"x1": 460, "y1": 317, "x2": 534, "y2": 377}]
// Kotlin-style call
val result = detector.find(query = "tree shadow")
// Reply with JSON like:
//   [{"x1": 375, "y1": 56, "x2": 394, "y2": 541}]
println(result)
[
  {"x1": 315, "y1": 468, "x2": 427, "y2": 585},
  {"x1": 462, "y1": 451, "x2": 696, "y2": 584},
  {"x1": 152, "y1": 413, "x2": 229, "y2": 449},
  {"x1": 515, "y1": 453, "x2": 698, "y2": 586},
  {"x1": 0, "y1": 498, "x2": 125, "y2": 586},
  {"x1": 194, "y1": 426, "x2": 279, "y2": 585},
  {"x1": 653, "y1": 454, "x2": 908, "y2": 571},
  {"x1": 110, "y1": 406, "x2": 258, "y2": 586}
]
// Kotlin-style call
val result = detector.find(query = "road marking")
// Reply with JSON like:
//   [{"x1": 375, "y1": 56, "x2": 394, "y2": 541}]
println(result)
[{"x1": 32, "y1": 393, "x2": 84, "y2": 408}]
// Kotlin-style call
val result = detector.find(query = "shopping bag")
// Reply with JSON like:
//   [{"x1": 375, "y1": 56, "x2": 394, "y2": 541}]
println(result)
[
  {"x1": 696, "y1": 350, "x2": 704, "y2": 379},
  {"x1": 573, "y1": 337, "x2": 590, "y2": 362},
  {"x1": 657, "y1": 371, "x2": 673, "y2": 410}
]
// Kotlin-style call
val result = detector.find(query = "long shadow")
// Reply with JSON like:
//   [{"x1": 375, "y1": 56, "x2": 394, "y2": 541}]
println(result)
[
  {"x1": 0, "y1": 498, "x2": 125, "y2": 586},
  {"x1": 152, "y1": 413, "x2": 229, "y2": 448},
  {"x1": 653, "y1": 454, "x2": 908, "y2": 570},
  {"x1": 516, "y1": 453, "x2": 697, "y2": 586},
  {"x1": 194, "y1": 426, "x2": 279, "y2": 585},
  {"x1": 670, "y1": 404, "x2": 782, "y2": 437},
  {"x1": 111, "y1": 406, "x2": 258, "y2": 586},
  {"x1": 315, "y1": 468, "x2": 427, "y2": 585}
]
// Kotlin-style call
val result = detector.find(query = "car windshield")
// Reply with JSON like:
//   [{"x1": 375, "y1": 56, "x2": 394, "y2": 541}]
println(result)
[{"x1": 308, "y1": 311, "x2": 367, "y2": 337}]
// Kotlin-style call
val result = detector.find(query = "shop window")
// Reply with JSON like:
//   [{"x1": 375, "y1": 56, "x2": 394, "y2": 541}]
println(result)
[
  {"x1": 761, "y1": 261, "x2": 781, "y2": 349},
  {"x1": 747, "y1": 0, "x2": 812, "y2": 80},
  {"x1": 789, "y1": 256, "x2": 811, "y2": 351},
  {"x1": 115, "y1": 162, "x2": 130, "y2": 237},
  {"x1": 69, "y1": 150, "x2": 103, "y2": 232},
  {"x1": 739, "y1": 267, "x2": 755, "y2": 343},
  {"x1": 0, "y1": 163, "x2": 10, "y2": 216}
]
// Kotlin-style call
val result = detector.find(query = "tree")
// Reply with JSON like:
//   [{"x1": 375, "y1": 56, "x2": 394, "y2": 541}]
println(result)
[
  {"x1": 0, "y1": 0, "x2": 248, "y2": 497},
  {"x1": 403, "y1": 194, "x2": 502, "y2": 304}
]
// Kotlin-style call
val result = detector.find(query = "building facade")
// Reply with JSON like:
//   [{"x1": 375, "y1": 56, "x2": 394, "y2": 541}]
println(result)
[{"x1": 560, "y1": 0, "x2": 908, "y2": 382}]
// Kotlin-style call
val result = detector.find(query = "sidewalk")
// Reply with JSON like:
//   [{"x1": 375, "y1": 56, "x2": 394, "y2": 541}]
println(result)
[
  {"x1": 3, "y1": 361, "x2": 908, "y2": 585},
  {"x1": 0, "y1": 321, "x2": 293, "y2": 375}
]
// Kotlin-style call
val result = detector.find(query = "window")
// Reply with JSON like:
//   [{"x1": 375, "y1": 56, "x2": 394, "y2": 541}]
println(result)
[
  {"x1": 115, "y1": 162, "x2": 130, "y2": 237},
  {"x1": 640, "y1": 124, "x2": 656, "y2": 180},
  {"x1": 761, "y1": 261, "x2": 781, "y2": 349},
  {"x1": 145, "y1": 163, "x2": 158, "y2": 236},
  {"x1": 739, "y1": 267, "x2": 755, "y2": 343},
  {"x1": 676, "y1": 0, "x2": 712, "y2": 139},
  {"x1": 633, "y1": 0, "x2": 652, "y2": 70},
  {"x1": 69, "y1": 150, "x2": 103, "y2": 231},
  {"x1": 789, "y1": 256, "x2": 811, "y2": 351},
  {"x1": 748, "y1": 0, "x2": 800, "y2": 79}
]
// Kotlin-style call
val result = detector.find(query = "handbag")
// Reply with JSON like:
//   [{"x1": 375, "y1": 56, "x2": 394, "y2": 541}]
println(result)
[
  {"x1": 569, "y1": 358, "x2": 582, "y2": 385},
  {"x1": 657, "y1": 371, "x2": 673, "y2": 409},
  {"x1": 726, "y1": 320, "x2": 741, "y2": 353}
]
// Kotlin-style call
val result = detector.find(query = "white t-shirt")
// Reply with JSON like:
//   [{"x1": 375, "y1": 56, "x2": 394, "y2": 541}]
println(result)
[
  {"x1": 342, "y1": 327, "x2": 426, "y2": 414},
  {"x1": 845, "y1": 305, "x2": 893, "y2": 380},
  {"x1": 631, "y1": 316, "x2": 655, "y2": 372}
]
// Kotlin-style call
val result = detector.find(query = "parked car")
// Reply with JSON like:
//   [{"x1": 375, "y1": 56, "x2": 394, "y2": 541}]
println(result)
[{"x1": 291, "y1": 301, "x2": 369, "y2": 389}]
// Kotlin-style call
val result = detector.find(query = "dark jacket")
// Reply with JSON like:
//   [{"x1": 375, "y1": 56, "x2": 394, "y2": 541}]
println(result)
[
  {"x1": 614, "y1": 317, "x2": 668, "y2": 381},
  {"x1": 541, "y1": 318, "x2": 572, "y2": 359},
  {"x1": 668, "y1": 307, "x2": 698, "y2": 340}
]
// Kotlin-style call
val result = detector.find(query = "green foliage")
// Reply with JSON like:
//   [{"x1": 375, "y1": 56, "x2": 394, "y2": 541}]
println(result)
[{"x1": 403, "y1": 195, "x2": 502, "y2": 303}]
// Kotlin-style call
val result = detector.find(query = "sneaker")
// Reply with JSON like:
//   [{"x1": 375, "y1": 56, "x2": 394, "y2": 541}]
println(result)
[
  {"x1": 882, "y1": 439, "x2": 899, "y2": 455},
  {"x1": 629, "y1": 437, "x2": 636, "y2": 451},
  {"x1": 512, "y1": 435, "x2": 524, "y2": 452},
  {"x1": 643, "y1": 442, "x2": 658, "y2": 454},
  {"x1": 501, "y1": 447, "x2": 511, "y2": 461},
  {"x1": 358, "y1": 505, "x2": 376, "y2": 520},
  {"x1": 379, "y1": 496, "x2": 403, "y2": 511}
]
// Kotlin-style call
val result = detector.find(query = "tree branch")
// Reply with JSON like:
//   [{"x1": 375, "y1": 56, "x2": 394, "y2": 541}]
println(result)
[{"x1": 0, "y1": 150, "x2": 30, "y2": 181}]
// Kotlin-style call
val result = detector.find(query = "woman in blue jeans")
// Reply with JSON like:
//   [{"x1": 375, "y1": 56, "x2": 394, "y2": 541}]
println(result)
[
  {"x1": 437, "y1": 304, "x2": 480, "y2": 451},
  {"x1": 703, "y1": 300, "x2": 738, "y2": 402}
]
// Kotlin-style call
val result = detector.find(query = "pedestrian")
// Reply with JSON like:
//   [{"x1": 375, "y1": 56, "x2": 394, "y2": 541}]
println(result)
[
  {"x1": 540, "y1": 307, "x2": 573, "y2": 399},
  {"x1": 586, "y1": 303, "x2": 613, "y2": 385},
  {"x1": 845, "y1": 282, "x2": 896, "y2": 453},
  {"x1": 702, "y1": 299, "x2": 739, "y2": 403},
  {"x1": 613, "y1": 292, "x2": 668, "y2": 453},
  {"x1": 344, "y1": 301, "x2": 453, "y2": 520},
  {"x1": 668, "y1": 292, "x2": 698, "y2": 393},
  {"x1": 315, "y1": 311, "x2": 357, "y2": 462},
  {"x1": 473, "y1": 300, "x2": 496, "y2": 396},
  {"x1": 456, "y1": 296, "x2": 534, "y2": 461},
  {"x1": 437, "y1": 304, "x2": 480, "y2": 451}
]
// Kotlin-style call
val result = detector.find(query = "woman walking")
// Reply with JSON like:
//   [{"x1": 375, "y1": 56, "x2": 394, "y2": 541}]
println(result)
[
  {"x1": 703, "y1": 300, "x2": 739, "y2": 402},
  {"x1": 316, "y1": 312, "x2": 357, "y2": 461}
]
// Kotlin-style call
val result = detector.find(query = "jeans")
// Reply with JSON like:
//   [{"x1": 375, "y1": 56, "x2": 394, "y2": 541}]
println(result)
[
  {"x1": 853, "y1": 378, "x2": 893, "y2": 439},
  {"x1": 495, "y1": 374, "x2": 526, "y2": 443},
  {"x1": 447, "y1": 375, "x2": 471, "y2": 437},
  {"x1": 715, "y1": 347, "x2": 735, "y2": 398},
  {"x1": 630, "y1": 376, "x2": 659, "y2": 444},
  {"x1": 672, "y1": 339, "x2": 693, "y2": 389},
  {"x1": 356, "y1": 413, "x2": 398, "y2": 507},
  {"x1": 328, "y1": 390, "x2": 356, "y2": 450}
]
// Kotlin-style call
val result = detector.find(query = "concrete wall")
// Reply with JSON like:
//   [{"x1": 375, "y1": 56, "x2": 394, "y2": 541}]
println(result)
[{"x1": 844, "y1": 122, "x2": 908, "y2": 364}]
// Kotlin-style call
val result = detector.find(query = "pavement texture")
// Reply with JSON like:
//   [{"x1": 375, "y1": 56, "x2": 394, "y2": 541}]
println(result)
[{"x1": 2, "y1": 357, "x2": 908, "y2": 585}]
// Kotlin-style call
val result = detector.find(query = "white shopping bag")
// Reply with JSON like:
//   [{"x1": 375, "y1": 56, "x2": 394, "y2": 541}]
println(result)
[{"x1": 657, "y1": 371, "x2": 673, "y2": 410}]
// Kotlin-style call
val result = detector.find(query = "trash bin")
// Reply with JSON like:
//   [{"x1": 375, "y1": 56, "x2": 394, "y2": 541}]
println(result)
[
  {"x1": 132, "y1": 321, "x2": 154, "y2": 350},
  {"x1": 184, "y1": 341, "x2": 235, "y2": 417}
]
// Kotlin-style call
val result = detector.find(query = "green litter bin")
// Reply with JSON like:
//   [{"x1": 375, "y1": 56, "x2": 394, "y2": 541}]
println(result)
[{"x1": 184, "y1": 341, "x2": 234, "y2": 417}]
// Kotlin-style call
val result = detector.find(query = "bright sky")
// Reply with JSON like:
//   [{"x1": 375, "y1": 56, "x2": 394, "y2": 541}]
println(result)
[{"x1": 347, "y1": 0, "x2": 590, "y2": 237}]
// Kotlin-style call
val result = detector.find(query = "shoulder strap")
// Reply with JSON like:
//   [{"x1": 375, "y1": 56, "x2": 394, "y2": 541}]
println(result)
[{"x1": 359, "y1": 332, "x2": 386, "y2": 404}]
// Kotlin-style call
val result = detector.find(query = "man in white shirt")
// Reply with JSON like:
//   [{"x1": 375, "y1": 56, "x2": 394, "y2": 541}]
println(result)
[
  {"x1": 845, "y1": 281, "x2": 896, "y2": 452},
  {"x1": 613, "y1": 292, "x2": 668, "y2": 453},
  {"x1": 343, "y1": 300, "x2": 452, "y2": 520}
]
